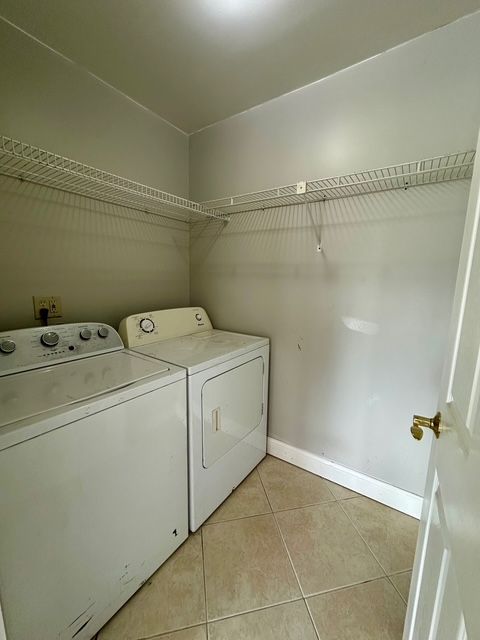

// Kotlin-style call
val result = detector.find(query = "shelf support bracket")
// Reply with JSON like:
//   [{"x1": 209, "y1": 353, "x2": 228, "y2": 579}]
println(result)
[{"x1": 304, "y1": 194, "x2": 323, "y2": 253}]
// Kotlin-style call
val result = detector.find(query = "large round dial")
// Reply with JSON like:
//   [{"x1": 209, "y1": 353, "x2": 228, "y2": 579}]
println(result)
[
  {"x1": 41, "y1": 331, "x2": 59, "y2": 347},
  {"x1": 79, "y1": 328, "x2": 92, "y2": 340},
  {"x1": 98, "y1": 326, "x2": 109, "y2": 338},
  {"x1": 139, "y1": 318, "x2": 155, "y2": 333},
  {"x1": 0, "y1": 339, "x2": 16, "y2": 354}
]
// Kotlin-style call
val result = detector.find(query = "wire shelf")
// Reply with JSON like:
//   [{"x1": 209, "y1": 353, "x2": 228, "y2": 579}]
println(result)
[
  {"x1": 203, "y1": 150, "x2": 476, "y2": 215},
  {"x1": 0, "y1": 135, "x2": 228, "y2": 223},
  {"x1": 1, "y1": 137, "x2": 474, "y2": 222}
]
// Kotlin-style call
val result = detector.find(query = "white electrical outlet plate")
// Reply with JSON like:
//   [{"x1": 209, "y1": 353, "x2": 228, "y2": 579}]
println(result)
[
  {"x1": 296, "y1": 181, "x2": 307, "y2": 195},
  {"x1": 33, "y1": 295, "x2": 63, "y2": 319}
]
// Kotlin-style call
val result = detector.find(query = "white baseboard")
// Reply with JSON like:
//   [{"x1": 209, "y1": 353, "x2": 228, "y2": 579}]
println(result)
[{"x1": 267, "y1": 437, "x2": 422, "y2": 519}]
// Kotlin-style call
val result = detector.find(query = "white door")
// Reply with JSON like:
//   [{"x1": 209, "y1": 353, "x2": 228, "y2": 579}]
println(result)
[{"x1": 404, "y1": 129, "x2": 480, "y2": 640}]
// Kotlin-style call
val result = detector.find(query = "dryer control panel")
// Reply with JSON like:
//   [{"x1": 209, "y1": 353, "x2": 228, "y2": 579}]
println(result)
[
  {"x1": 119, "y1": 307, "x2": 213, "y2": 347},
  {"x1": 0, "y1": 323, "x2": 123, "y2": 376}
]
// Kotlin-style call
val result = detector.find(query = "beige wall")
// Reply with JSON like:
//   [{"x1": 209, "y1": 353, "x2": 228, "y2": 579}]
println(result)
[
  {"x1": 0, "y1": 18, "x2": 190, "y2": 330},
  {"x1": 0, "y1": 175, "x2": 189, "y2": 331},
  {"x1": 189, "y1": 14, "x2": 480, "y2": 496}
]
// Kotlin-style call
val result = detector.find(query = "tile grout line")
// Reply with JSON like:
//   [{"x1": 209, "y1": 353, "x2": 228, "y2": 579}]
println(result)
[
  {"x1": 206, "y1": 596, "x2": 306, "y2": 625},
  {"x1": 202, "y1": 466, "x2": 316, "y2": 633},
  {"x1": 304, "y1": 597, "x2": 322, "y2": 640},
  {"x1": 256, "y1": 464, "x2": 321, "y2": 640},
  {"x1": 136, "y1": 621, "x2": 206, "y2": 640},
  {"x1": 337, "y1": 500, "x2": 415, "y2": 583},
  {"x1": 272, "y1": 494, "x2": 361, "y2": 513},
  {"x1": 337, "y1": 498, "x2": 390, "y2": 577},
  {"x1": 204, "y1": 494, "x2": 357, "y2": 528},
  {"x1": 386, "y1": 574, "x2": 409, "y2": 606},
  {"x1": 131, "y1": 618, "x2": 209, "y2": 640},
  {"x1": 200, "y1": 527, "x2": 210, "y2": 639},
  {"x1": 304, "y1": 575, "x2": 395, "y2": 599},
  {"x1": 204, "y1": 509, "x2": 273, "y2": 527},
  {"x1": 256, "y1": 466, "x2": 299, "y2": 591},
  {"x1": 259, "y1": 460, "x2": 389, "y2": 592},
  {"x1": 302, "y1": 596, "x2": 321, "y2": 640},
  {"x1": 388, "y1": 568, "x2": 414, "y2": 577},
  {"x1": 132, "y1": 532, "x2": 211, "y2": 640},
  {"x1": 267, "y1": 454, "x2": 360, "y2": 502}
]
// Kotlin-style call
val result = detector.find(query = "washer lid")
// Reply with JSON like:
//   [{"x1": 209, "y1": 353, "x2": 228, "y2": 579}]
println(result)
[
  {"x1": 0, "y1": 350, "x2": 184, "y2": 428},
  {"x1": 135, "y1": 329, "x2": 269, "y2": 375}
]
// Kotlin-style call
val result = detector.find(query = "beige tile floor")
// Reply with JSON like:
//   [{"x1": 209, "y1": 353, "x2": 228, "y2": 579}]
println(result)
[{"x1": 96, "y1": 455, "x2": 417, "y2": 640}]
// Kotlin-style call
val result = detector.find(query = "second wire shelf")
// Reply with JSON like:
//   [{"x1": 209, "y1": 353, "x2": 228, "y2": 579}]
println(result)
[{"x1": 203, "y1": 150, "x2": 476, "y2": 215}]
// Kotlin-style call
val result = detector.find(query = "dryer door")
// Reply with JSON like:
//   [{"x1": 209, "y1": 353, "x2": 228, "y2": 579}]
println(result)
[{"x1": 202, "y1": 357, "x2": 264, "y2": 468}]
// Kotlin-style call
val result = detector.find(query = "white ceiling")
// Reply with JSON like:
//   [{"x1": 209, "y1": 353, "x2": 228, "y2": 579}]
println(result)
[{"x1": 1, "y1": 0, "x2": 479, "y2": 133}]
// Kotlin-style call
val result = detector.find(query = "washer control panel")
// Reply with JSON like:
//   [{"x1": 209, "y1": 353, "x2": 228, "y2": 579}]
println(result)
[
  {"x1": 119, "y1": 307, "x2": 213, "y2": 347},
  {"x1": 0, "y1": 323, "x2": 123, "y2": 376}
]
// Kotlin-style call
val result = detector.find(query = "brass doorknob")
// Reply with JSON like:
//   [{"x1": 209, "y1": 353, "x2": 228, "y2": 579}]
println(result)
[{"x1": 411, "y1": 412, "x2": 442, "y2": 440}]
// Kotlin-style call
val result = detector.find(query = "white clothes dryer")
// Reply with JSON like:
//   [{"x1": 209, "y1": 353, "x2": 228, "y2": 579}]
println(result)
[
  {"x1": 119, "y1": 307, "x2": 269, "y2": 531},
  {"x1": 0, "y1": 323, "x2": 188, "y2": 640}
]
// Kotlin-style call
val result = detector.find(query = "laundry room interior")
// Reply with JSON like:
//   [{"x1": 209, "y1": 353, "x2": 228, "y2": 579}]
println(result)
[{"x1": 1, "y1": 2, "x2": 480, "y2": 640}]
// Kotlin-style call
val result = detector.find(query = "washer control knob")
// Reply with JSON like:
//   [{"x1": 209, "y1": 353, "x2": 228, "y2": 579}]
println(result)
[
  {"x1": 0, "y1": 339, "x2": 16, "y2": 354},
  {"x1": 195, "y1": 313, "x2": 202, "y2": 321},
  {"x1": 98, "y1": 326, "x2": 109, "y2": 338},
  {"x1": 41, "y1": 331, "x2": 59, "y2": 347},
  {"x1": 139, "y1": 318, "x2": 155, "y2": 333},
  {"x1": 80, "y1": 328, "x2": 92, "y2": 340}
]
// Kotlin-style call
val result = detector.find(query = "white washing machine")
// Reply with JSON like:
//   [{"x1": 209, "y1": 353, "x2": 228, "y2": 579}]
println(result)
[
  {"x1": 0, "y1": 323, "x2": 188, "y2": 640},
  {"x1": 119, "y1": 307, "x2": 269, "y2": 531}
]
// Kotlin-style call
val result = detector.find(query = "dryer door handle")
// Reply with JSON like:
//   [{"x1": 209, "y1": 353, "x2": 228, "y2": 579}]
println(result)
[{"x1": 212, "y1": 407, "x2": 221, "y2": 432}]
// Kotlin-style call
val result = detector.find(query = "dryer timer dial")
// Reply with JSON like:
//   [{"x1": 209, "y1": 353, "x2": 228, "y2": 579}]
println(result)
[{"x1": 139, "y1": 318, "x2": 155, "y2": 333}]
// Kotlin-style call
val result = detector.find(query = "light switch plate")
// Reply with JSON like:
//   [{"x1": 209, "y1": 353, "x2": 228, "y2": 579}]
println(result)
[{"x1": 33, "y1": 295, "x2": 63, "y2": 319}]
